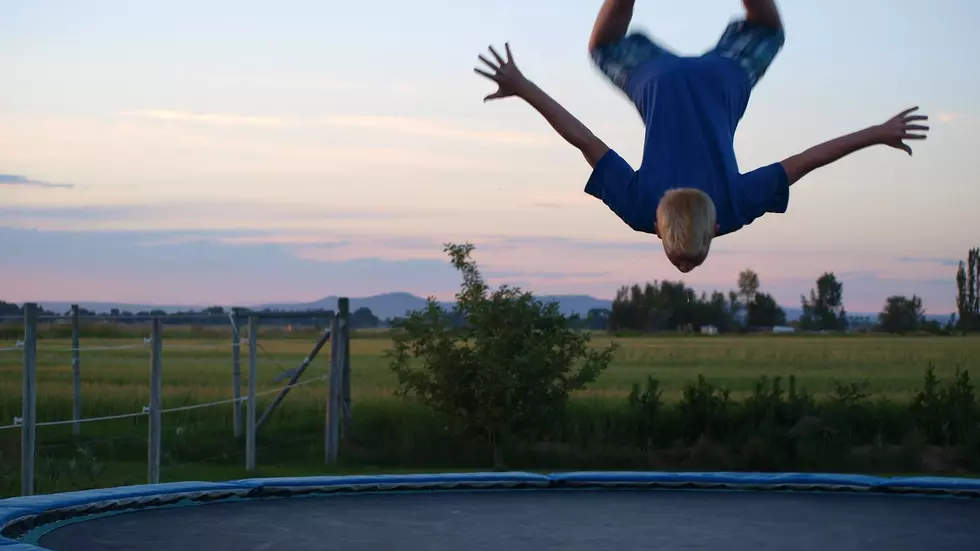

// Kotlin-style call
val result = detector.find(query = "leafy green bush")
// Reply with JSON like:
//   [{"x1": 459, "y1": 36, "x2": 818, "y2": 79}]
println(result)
[{"x1": 388, "y1": 244, "x2": 617, "y2": 468}]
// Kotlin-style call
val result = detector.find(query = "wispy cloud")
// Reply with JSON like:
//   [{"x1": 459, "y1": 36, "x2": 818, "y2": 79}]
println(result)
[
  {"x1": 485, "y1": 270, "x2": 610, "y2": 280},
  {"x1": 119, "y1": 110, "x2": 289, "y2": 126},
  {"x1": 898, "y1": 256, "x2": 961, "y2": 268},
  {"x1": 937, "y1": 112, "x2": 960, "y2": 123},
  {"x1": 0, "y1": 201, "x2": 415, "y2": 224},
  {"x1": 321, "y1": 115, "x2": 553, "y2": 145},
  {"x1": 117, "y1": 109, "x2": 553, "y2": 145},
  {"x1": 475, "y1": 235, "x2": 662, "y2": 252},
  {"x1": 0, "y1": 174, "x2": 75, "y2": 189},
  {"x1": 838, "y1": 269, "x2": 884, "y2": 279}
]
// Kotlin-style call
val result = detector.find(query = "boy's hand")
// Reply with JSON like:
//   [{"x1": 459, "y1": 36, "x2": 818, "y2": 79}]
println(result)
[
  {"x1": 873, "y1": 107, "x2": 929, "y2": 155},
  {"x1": 474, "y1": 43, "x2": 530, "y2": 102}
]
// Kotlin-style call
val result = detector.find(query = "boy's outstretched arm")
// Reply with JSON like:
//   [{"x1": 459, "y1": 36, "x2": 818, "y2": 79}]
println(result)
[
  {"x1": 780, "y1": 107, "x2": 929, "y2": 186},
  {"x1": 474, "y1": 43, "x2": 610, "y2": 168}
]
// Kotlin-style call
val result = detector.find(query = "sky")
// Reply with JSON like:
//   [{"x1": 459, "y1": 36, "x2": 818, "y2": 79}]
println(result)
[{"x1": 1, "y1": 0, "x2": 978, "y2": 314}]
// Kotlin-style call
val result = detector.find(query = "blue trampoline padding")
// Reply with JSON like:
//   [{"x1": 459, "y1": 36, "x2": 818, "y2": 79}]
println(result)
[
  {"x1": 3, "y1": 471, "x2": 980, "y2": 550},
  {"x1": 230, "y1": 471, "x2": 552, "y2": 489},
  {"x1": 0, "y1": 540, "x2": 55, "y2": 550},
  {"x1": 879, "y1": 476, "x2": 980, "y2": 492},
  {"x1": 550, "y1": 471, "x2": 885, "y2": 488}
]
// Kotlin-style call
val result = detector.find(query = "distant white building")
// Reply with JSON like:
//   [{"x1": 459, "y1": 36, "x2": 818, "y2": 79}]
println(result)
[
  {"x1": 773, "y1": 326, "x2": 796, "y2": 334},
  {"x1": 700, "y1": 325, "x2": 719, "y2": 335}
]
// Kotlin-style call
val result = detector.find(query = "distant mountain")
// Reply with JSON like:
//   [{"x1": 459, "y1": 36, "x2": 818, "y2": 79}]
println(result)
[
  {"x1": 258, "y1": 293, "x2": 614, "y2": 321},
  {"x1": 24, "y1": 293, "x2": 950, "y2": 323},
  {"x1": 26, "y1": 293, "x2": 613, "y2": 321},
  {"x1": 257, "y1": 292, "x2": 434, "y2": 319}
]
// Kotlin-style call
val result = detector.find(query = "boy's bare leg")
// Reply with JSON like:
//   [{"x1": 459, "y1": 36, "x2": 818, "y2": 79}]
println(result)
[
  {"x1": 743, "y1": 0, "x2": 783, "y2": 30},
  {"x1": 588, "y1": 0, "x2": 637, "y2": 52}
]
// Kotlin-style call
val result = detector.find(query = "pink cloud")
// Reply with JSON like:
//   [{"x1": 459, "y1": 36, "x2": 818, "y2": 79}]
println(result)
[{"x1": 118, "y1": 109, "x2": 554, "y2": 146}]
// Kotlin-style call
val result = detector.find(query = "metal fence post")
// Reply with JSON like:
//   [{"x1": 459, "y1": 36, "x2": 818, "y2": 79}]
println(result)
[
  {"x1": 71, "y1": 304, "x2": 81, "y2": 436},
  {"x1": 325, "y1": 313, "x2": 340, "y2": 464},
  {"x1": 246, "y1": 315, "x2": 257, "y2": 471},
  {"x1": 21, "y1": 303, "x2": 37, "y2": 496},
  {"x1": 232, "y1": 314, "x2": 243, "y2": 438},
  {"x1": 148, "y1": 317, "x2": 162, "y2": 484},
  {"x1": 339, "y1": 297, "x2": 351, "y2": 437}
]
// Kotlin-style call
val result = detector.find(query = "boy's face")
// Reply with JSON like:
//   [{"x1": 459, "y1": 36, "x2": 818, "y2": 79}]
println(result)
[
  {"x1": 657, "y1": 223, "x2": 718, "y2": 273},
  {"x1": 665, "y1": 249, "x2": 706, "y2": 273}
]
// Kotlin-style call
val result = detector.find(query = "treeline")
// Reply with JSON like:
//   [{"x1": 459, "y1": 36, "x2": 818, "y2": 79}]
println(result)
[
  {"x1": 0, "y1": 302, "x2": 385, "y2": 331},
  {"x1": 2, "y1": 247, "x2": 977, "y2": 338},
  {"x1": 568, "y1": 246, "x2": 979, "y2": 336}
]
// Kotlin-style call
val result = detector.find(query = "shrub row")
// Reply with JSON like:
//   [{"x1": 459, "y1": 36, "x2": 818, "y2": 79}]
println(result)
[
  {"x1": 2, "y1": 364, "x2": 976, "y2": 499},
  {"x1": 342, "y1": 364, "x2": 980, "y2": 474}
]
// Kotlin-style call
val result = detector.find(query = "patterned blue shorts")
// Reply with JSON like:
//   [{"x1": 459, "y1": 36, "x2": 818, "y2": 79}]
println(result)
[{"x1": 591, "y1": 19, "x2": 785, "y2": 91}]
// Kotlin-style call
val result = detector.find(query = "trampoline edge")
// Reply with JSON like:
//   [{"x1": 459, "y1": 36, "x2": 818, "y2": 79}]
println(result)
[{"x1": 2, "y1": 471, "x2": 980, "y2": 550}]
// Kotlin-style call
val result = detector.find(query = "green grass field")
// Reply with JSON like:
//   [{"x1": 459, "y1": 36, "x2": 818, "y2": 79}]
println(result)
[
  {"x1": 0, "y1": 333, "x2": 977, "y2": 496},
  {"x1": 2, "y1": 333, "x2": 976, "y2": 412}
]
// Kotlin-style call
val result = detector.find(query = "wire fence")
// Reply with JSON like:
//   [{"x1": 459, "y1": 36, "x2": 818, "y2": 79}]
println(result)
[{"x1": 0, "y1": 299, "x2": 352, "y2": 497}]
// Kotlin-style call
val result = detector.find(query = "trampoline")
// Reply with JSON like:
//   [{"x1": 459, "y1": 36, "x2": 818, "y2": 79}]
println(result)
[{"x1": 2, "y1": 472, "x2": 980, "y2": 550}]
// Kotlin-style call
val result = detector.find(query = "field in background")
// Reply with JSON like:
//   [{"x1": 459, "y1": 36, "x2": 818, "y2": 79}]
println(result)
[
  {"x1": 2, "y1": 333, "x2": 976, "y2": 406},
  {"x1": 0, "y1": 333, "x2": 978, "y2": 496}
]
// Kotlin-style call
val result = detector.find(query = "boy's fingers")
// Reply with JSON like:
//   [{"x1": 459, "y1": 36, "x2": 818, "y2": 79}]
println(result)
[
  {"x1": 488, "y1": 45, "x2": 505, "y2": 66},
  {"x1": 473, "y1": 68, "x2": 499, "y2": 82},
  {"x1": 905, "y1": 124, "x2": 929, "y2": 131},
  {"x1": 505, "y1": 42, "x2": 514, "y2": 61},
  {"x1": 899, "y1": 106, "x2": 919, "y2": 118},
  {"x1": 478, "y1": 54, "x2": 499, "y2": 72},
  {"x1": 905, "y1": 114, "x2": 928, "y2": 123}
]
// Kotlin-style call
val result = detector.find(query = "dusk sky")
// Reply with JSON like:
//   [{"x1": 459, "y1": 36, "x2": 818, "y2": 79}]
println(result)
[{"x1": 2, "y1": 0, "x2": 977, "y2": 314}]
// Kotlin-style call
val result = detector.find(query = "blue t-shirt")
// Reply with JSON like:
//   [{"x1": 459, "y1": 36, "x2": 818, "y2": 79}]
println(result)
[{"x1": 584, "y1": 52, "x2": 789, "y2": 236}]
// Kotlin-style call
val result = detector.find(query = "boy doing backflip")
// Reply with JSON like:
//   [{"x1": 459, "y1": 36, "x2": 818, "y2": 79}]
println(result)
[{"x1": 475, "y1": 0, "x2": 929, "y2": 273}]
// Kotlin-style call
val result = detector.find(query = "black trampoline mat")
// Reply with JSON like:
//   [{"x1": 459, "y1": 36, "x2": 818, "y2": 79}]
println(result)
[{"x1": 36, "y1": 489, "x2": 980, "y2": 551}]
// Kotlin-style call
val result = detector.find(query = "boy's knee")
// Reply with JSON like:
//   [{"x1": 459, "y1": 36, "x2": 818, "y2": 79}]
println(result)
[{"x1": 588, "y1": 0, "x2": 636, "y2": 53}]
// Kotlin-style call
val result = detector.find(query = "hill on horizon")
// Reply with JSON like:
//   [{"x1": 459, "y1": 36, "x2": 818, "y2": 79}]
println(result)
[{"x1": 27, "y1": 292, "x2": 614, "y2": 320}]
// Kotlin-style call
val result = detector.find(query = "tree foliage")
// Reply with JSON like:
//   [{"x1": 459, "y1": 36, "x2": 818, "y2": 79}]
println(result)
[
  {"x1": 608, "y1": 281, "x2": 737, "y2": 332},
  {"x1": 746, "y1": 292, "x2": 787, "y2": 328},
  {"x1": 957, "y1": 247, "x2": 980, "y2": 332},
  {"x1": 387, "y1": 243, "x2": 616, "y2": 468},
  {"x1": 878, "y1": 295, "x2": 926, "y2": 334},
  {"x1": 799, "y1": 273, "x2": 848, "y2": 331},
  {"x1": 737, "y1": 269, "x2": 760, "y2": 305}
]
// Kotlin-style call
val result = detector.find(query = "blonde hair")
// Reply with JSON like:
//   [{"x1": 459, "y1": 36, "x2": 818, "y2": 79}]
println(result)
[{"x1": 656, "y1": 188, "x2": 717, "y2": 258}]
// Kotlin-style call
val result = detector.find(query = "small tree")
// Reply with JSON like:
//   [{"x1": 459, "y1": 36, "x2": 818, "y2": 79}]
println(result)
[
  {"x1": 388, "y1": 243, "x2": 616, "y2": 468},
  {"x1": 746, "y1": 292, "x2": 787, "y2": 328},
  {"x1": 877, "y1": 295, "x2": 925, "y2": 334},
  {"x1": 799, "y1": 272, "x2": 848, "y2": 331},
  {"x1": 956, "y1": 247, "x2": 980, "y2": 332}
]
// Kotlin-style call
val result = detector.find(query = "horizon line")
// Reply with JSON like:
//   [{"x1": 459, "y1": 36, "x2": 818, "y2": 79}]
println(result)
[{"x1": 4, "y1": 292, "x2": 957, "y2": 317}]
